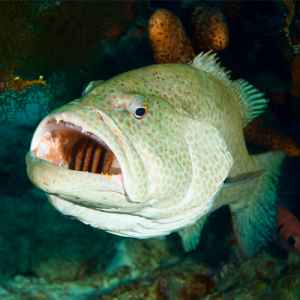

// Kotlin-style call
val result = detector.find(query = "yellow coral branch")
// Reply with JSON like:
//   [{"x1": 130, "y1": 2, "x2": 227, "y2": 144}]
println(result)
[
  {"x1": 1, "y1": 72, "x2": 47, "y2": 95},
  {"x1": 12, "y1": 76, "x2": 47, "y2": 93}
]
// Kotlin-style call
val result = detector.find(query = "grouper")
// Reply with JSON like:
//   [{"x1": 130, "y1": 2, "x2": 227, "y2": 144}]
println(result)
[{"x1": 26, "y1": 52, "x2": 286, "y2": 257}]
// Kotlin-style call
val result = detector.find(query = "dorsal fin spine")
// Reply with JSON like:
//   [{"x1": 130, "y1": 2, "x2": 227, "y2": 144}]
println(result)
[
  {"x1": 190, "y1": 50, "x2": 232, "y2": 87},
  {"x1": 190, "y1": 51, "x2": 268, "y2": 127},
  {"x1": 231, "y1": 79, "x2": 269, "y2": 127}
]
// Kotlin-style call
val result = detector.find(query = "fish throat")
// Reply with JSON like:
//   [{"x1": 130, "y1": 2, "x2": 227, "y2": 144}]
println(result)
[
  {"x1": 68, "y1": 138, "x2": 120, "y2": 176},
  {"x1": 33, "y1": 119, "x2": 122, "y2": 179}
]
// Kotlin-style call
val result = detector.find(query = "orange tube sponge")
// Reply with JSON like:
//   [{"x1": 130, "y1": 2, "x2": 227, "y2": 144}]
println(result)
[
  {"x1": 148, "y1": 9, "x2": 195, "y2": 64},
  {"x1": 243, "y1": 117, "x2": 300, "y2": 157},
  {"x1": 192, "y1": 6, "x2": 229, "y2": 54}
]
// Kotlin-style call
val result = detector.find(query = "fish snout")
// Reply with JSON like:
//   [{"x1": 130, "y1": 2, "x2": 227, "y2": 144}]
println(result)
[{"x1": 27, "y1": 103, "x2": 151, "y2": 208}]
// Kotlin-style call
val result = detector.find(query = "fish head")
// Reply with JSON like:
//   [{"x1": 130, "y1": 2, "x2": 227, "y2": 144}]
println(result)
[
  {"x1": 26, "y1": 67, "x2": 232, "y2": 238},
  {"x1": 26, "y1": 74, "x2": 199, "y2": 238}
]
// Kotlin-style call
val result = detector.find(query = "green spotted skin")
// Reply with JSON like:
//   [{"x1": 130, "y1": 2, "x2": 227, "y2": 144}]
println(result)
[{"x1": 26, "y1": 60, "x2": 262, "y2": 239}]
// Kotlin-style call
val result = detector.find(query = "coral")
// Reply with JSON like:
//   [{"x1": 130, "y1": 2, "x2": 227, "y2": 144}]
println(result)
[
  {"x1": 0, "y1": 1, "x2": 40, "y2": 120},
  {"x1": 282, "y1": 0, "x2": 300, "y2": 54},
  {"x1": 176, "y1": 274, "x2": 214, "y2": 299},
  {"x1": 279, "y1": 44, "x2": 295, "y2": 72},
  {"x1": 91, "y1": 249, "x2": 300, "y2": 300},
  {"x1": 0, "y1": 2, "x2": 37, "y2": 81},
  {"x1": 243, "y1": 116, "x2": 300, "y2": 157},
  {"x1": 0, "y1": 90, "x2": 29, "y2": 122},
  {"x1": 270, "y1": 92, "x2": 284, "y2": 112},
  {"x1": 222, "y1": 0, "x2": 242, "y2": 19},
  {"x1": 35, "y1": 1, "x2": 135, "y2": 70},
  {"x1": 0, "y1": 1, "x2": 135, "y2": 121},
  {"x1": 5, "y1": 74, "x2": 46, "y2": 94},
  {"x1": 105, "y1": 0, "x2": 137, "y2": 40},
  {"x1": 147, "y1": 9, "x2": 195, "y2": 64},
  {"x1": 97, "y1": 260, "x2": 213, "y2": 300},
  {"x1": 0, "y1": 71, "x2": 46, "y2": 121},
  {"x1": 126, "y1": 19, "x2": 148, "y2": 40},
  {"x1": 290, "y1": 55, "x2": 300, "y2": 120},
  {"x1": 192, "y1": 6, "x2": 229, "y2": 54},
  {"x1": 290, "y1": 54, "x2": 300, "y2": 97}
]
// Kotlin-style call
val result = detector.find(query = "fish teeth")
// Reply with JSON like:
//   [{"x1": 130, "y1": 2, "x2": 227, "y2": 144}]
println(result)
[
  {"x1": 82, "y1": 129, "x2": 85, "y2": 133},
  {"x1": 58, "y1": 159, "x2": 65, "y2": 167}
]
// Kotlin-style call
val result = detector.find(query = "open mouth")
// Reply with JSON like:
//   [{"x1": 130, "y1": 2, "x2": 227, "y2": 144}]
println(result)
[{"x1": 32, "y1": 118, "x2": 124, "y2": 187}]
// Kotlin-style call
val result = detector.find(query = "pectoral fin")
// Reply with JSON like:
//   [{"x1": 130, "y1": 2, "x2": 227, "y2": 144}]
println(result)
[
  {"x1": 224, "y1": 169, "x2": 266, "y2": 187},
  {"x1": 178, "y1": 216, "x2": 208, "y2": 252},
  {"x1": 229, "y1": 150, "x2": 285, "y2": 257}
]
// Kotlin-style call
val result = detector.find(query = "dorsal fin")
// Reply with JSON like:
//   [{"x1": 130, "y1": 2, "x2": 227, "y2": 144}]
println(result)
[
  {"x1": 189, "y1": 50, "x2": 231, "y2": 87},
  {"x1": 190, "y1": 51, "x2": 268, "y2": 127},
  {"x1": 231, "y1": 79, "x2": 269, "y2": 127}
]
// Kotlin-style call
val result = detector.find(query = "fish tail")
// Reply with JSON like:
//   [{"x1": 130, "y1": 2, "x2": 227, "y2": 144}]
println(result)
[{"x1": 229, "y1": 150, "x2": 286, "y2": 257}]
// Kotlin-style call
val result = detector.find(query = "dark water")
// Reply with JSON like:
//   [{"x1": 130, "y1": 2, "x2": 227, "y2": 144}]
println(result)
[{"x1": 1, "y1": 1, "x2": 300, "y2": 299}]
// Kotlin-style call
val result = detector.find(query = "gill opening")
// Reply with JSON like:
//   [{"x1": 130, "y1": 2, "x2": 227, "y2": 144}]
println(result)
[{"x1": 69, "y1": 137, "x2": 121, "y2": 175}]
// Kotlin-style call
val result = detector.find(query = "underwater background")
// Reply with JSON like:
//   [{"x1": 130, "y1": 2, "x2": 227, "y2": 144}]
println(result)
[{"x1": 1, "y1": 0, "x2": 300, "y2": 299}]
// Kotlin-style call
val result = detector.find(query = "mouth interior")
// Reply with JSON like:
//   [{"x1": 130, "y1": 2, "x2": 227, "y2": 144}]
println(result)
[{"x1": 33, "y1": 119, "x2": 122, "y2": 178}]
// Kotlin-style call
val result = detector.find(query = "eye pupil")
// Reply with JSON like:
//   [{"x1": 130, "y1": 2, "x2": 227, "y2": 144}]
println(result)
[
  {"x1": 287, "y1": 236, "x2": 296, "y2": 246},
  {"x1": 135, "y1": 107, "x2": 146, "y2": 118}
]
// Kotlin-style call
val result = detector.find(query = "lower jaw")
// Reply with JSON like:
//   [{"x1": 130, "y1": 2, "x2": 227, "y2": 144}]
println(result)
[{"x1": 27, "y1": 150, "x2": 127, "y2": 195}]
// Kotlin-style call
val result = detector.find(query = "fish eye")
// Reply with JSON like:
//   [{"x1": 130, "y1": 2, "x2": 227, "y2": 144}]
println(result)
[
  {"x1": 287, "y1": 235, "x2": 296, "y2": 246},
  {"x1": 134, "y1": 105, "x2": 149, "y2": 120},
  {"x1": 135, "y1": 107, "x2": 145, "y2": 117}
]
